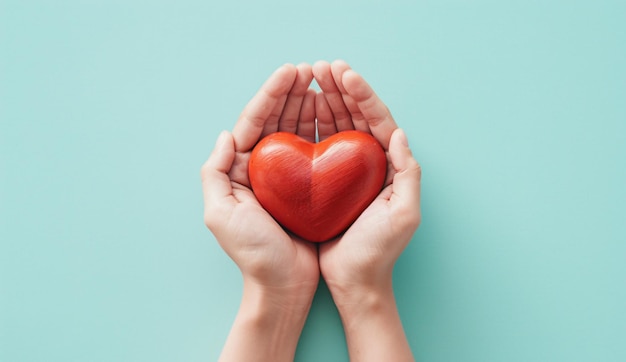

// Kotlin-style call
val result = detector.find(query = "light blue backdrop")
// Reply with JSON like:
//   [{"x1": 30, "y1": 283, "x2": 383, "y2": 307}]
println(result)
[{"x1": 1, "y1": 0, "x2": 625, "y2": 361}]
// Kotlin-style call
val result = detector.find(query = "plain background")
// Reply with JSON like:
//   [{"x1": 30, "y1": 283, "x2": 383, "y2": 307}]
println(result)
[{"x1": 1, "y1": 0, "x2": 625, "y2": 361}]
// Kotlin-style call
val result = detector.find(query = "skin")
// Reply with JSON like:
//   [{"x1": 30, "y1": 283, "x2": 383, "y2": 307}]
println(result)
[
  {"x1": 201, "y1": 60, "x2": 421, "y2": 362},
  {"x1": 201, "y1": 63, "x2": 318, "y2": 362},
  {"x1": 314, "y1": 60, "x2": 421, "y2": 361}
]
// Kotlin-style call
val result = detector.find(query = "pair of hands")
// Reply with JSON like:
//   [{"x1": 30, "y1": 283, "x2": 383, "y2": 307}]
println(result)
[{"x1": 201, "y1": 60, "x2": 421, "y2": 361}]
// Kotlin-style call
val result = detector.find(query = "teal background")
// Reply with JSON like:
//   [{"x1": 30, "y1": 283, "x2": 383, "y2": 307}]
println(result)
[{"x1": 1, "y1": 0, "x2": 625, "y2": 361}]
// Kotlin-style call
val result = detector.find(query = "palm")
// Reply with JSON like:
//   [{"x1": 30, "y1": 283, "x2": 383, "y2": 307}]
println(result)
[
  {"x1": 203, "y1": 61, "x2": 421, "y2": 362},
  {"x1": 311, "y1": 60, "x2": 421, "y2": 287},
  {"x1": 320, "y1": 200, "x2": 389, "y2": 279},
  {"x1": 227, "y1": 163, "x2": 318, "y2": 287},
  {"x1": 202, "y1": 63, "x2": 319, "y2": 289}
]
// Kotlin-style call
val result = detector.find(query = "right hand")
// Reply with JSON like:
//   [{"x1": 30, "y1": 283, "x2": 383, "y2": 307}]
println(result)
[
  {"x1": 313, "y1": 59, "x2": 420, "y2": 362},
  {"x1": 313, "y1": 60, "x2": 422, "y2": 301}
]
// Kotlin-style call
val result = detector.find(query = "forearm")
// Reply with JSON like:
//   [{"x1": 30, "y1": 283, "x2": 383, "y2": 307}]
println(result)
[
  {"x1": 219, "y1": 279, "x2": 315, "y2": 362},
  {"x1": 331, "y1": 281, "x2": 414, "y2": 362}
]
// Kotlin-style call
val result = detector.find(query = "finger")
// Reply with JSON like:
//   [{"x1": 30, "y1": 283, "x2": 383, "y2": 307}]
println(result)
[
  {"x1": 296, "y1": 89, "x2": 317, "y2": 142},
  {"x1": 330, "y1": 60, "x2": 370, "y2": 133},
  {"x1": 232, "y1": 64, "x2": 297, "y2": 152},
  {"x1": 261, "y1": 93, "x2": 289, "y2": 137},
  {"x1": 278, "y1": 63, "x2": 314, "y2": 134},
  {"x1": 200, "y1": 131, "x2": 237, "y2": 206},
  {"x1": 312, "y1": 60, "x2": 354, "y2": 132},
  {"x1": 315, "y1": 92, "x2": 338, "y2": 141},
  {"x1": 227, "y1": 151, "x2": 251, "y2": 188},
  {"x1": 388, "y1": 129, "x2": 421, "y2": 216},
  {"x1": 342, "y1": 69, "x2": 397, "y2": 150}
]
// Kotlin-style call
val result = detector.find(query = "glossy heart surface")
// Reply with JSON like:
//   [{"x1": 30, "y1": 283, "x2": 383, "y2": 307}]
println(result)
[{"x1": 249, "y1": 130, "x2": 387, "y2": 242}]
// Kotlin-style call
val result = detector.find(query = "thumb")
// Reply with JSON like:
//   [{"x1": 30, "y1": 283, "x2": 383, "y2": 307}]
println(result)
[
  {"x1": 388, "y1": 128, "x2": 422, "y2": 215},
  {"x1": 200, "y1": 131, "x2": 236, "y2": 205}
]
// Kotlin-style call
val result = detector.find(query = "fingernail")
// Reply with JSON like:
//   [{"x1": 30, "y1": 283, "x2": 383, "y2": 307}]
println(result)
[{"x1": 397, "y1": 128, "x2": 409, "y2": 147}]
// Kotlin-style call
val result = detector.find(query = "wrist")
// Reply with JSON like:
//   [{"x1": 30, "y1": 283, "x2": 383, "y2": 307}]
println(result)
[
  {"x1": 219, "y1": 279, "x2": 316, "y2": 362},
  {"x1": 327, "y1": 278, "x2": 395, "y2": 322},
  {"x1": 324, "y1": 268, "x2": 394, "y2": 312},
  {"x1": 326, "y1": 279, "x2": 415, "y2": 362},
  {"x1": 240, "y1": 277, "x2": 317, "y2": 319}
]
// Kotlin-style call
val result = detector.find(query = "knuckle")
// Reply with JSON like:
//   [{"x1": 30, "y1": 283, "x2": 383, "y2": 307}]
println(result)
[
  {"x1": 334, "y1": 110, "x2": 351, "y2": 121},
  {"x1": 413, "y1": 161, "x2": 422, "y2": 175},
  {"x1": 368, "y1": 115, "x2": 386, "y2": 127},
  {"x1": 402, "y1": 161, "x2": 421, "y2": 180}
]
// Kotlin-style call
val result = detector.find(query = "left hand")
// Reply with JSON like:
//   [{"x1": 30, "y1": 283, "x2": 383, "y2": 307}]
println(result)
[{"x1": 201, "y1": 63, "x2": 319, "y2": 298}]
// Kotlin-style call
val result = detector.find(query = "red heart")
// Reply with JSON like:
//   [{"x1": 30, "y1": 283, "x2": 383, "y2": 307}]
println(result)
[{"x1": 249, "y1": 130, "x2": 387, "y2": 242}]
